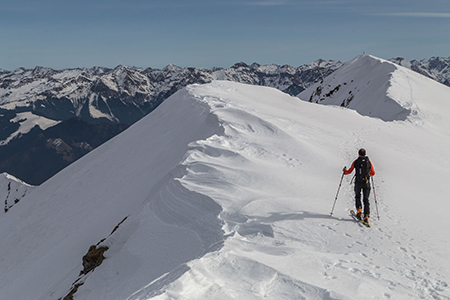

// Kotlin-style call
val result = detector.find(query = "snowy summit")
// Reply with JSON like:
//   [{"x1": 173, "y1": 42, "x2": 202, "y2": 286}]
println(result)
[
  {"x1": 0, "y1": 55, "x2": 449, "y2": 299},
  {"x1": 299, "y1": 54, "x2": 447, "y2": 123}
]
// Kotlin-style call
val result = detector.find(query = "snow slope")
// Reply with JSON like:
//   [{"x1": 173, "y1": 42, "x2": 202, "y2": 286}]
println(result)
[
  {"x1": 0, "y1": 61, "x2": 449, "y2": 299},
  {"x1": 299, "y1": 55, "x2": 447, "y2": 123},
  {"x1": 0, "y1": 173, "x2": 35, "y2": 213}
]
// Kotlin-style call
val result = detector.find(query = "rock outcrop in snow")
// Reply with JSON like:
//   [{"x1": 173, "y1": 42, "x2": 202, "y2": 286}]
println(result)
[{"x1": 0, "y1": 172, "x2": 34, "y2": 213}]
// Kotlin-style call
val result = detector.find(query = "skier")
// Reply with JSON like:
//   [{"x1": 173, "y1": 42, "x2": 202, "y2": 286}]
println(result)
[{"x1": 343, "y1": 148, "x2": 375, "y2": 223}]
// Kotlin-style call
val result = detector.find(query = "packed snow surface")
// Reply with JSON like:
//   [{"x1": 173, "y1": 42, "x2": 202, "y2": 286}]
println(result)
[{"x1": 0, "y1": 56, "x2": 449, "y2": 299}]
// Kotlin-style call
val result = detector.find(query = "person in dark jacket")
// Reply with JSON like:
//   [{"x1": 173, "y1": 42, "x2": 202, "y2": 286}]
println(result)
[{"x1": 343, "y1": 148, "x2": 375, "y2": 223}]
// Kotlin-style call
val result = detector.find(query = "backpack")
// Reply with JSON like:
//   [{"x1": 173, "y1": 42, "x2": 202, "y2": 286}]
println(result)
[{"x1": 355, "y1": 156, "x2": 371, "y2": 183}]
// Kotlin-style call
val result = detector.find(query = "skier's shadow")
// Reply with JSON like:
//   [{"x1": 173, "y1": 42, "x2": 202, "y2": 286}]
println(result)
[
  {"x1": 250, "y1": 211, "x2": 354, "y2": 223},
  {"x1": 234, "y1": 211, "x2": 354, "y2": 238}
]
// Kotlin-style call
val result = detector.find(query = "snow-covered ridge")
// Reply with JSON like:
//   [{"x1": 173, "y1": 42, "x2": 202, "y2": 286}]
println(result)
[
  {"x1": 0, "y1": 79, "x2": 449, "y2": 299},
  {"x1": 298, "y1": 54, "x2": 450, "y2": 124}
]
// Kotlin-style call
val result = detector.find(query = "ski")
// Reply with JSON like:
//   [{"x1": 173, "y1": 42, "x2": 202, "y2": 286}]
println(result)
[{"x1": 350, "y1": 210, "x2": 370, "y2": 228}]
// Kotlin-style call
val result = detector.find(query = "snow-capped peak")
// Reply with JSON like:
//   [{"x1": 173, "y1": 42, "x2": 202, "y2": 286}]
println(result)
[{"x1": 299, "y1": 54, "x2": 450, "y2": 125}]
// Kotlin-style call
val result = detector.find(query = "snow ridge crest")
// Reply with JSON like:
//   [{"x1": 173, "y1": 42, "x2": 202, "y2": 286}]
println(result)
[{"x1": 298, "y1": 54, "x2": 450, "y2": 122}]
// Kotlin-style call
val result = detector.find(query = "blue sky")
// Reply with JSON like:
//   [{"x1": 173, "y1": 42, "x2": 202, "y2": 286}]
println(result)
[{"x1": 0, "y1": 0, "x2": 449, "y2": 70}]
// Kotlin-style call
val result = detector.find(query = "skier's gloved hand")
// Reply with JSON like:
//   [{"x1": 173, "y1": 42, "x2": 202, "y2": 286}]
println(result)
[{"x1": 343, "y1": 166, "x2": 347, "y2": 172}]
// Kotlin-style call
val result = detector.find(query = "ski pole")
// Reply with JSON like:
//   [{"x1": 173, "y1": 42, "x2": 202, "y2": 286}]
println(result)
[
  {"x1": 371, "y1": 177, "x2": 380, "y2": 220},
  {"x1": 330, "y1": 171, "x2": 345, "y2": 216}
]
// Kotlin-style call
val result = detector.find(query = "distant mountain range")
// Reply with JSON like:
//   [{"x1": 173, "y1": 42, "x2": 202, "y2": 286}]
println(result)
[
  {"x1": 0, "y1": 56, "x2": 449, "y2": 185},
  {"x1": 0, "y1": 60, "x2": 342, "y2": 124}
]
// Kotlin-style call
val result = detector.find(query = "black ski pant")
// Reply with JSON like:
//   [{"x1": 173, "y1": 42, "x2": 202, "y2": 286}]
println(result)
[{"x1": 354, "y1": 181, "x2": 370, "y2": 216}]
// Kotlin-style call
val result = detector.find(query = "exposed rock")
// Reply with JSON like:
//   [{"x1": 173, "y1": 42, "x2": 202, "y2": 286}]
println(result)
[
  {"x1": 60, "y1": 282, "x2": 83, "y2": 300},
  {"x1": 81, "y1": 245, "x2": 108, "y2": 275},
  {"x1": 60, "y1": 217, "x2": 128, "y2": 299}
]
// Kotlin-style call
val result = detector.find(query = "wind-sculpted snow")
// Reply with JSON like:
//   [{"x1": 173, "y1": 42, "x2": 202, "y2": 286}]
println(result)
[
  {"x1": 0, "y1": 87, "x2": 224, "y2": 300},
  {"x1": 0, "y1": 79, "x2": 449, "y2": 299},
  {"x1": 151, "y1": 82, "x2": 448, "y2": 299},
  {"x1": 77, "y1": 172, "x2": 225, "y2": 300}
]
